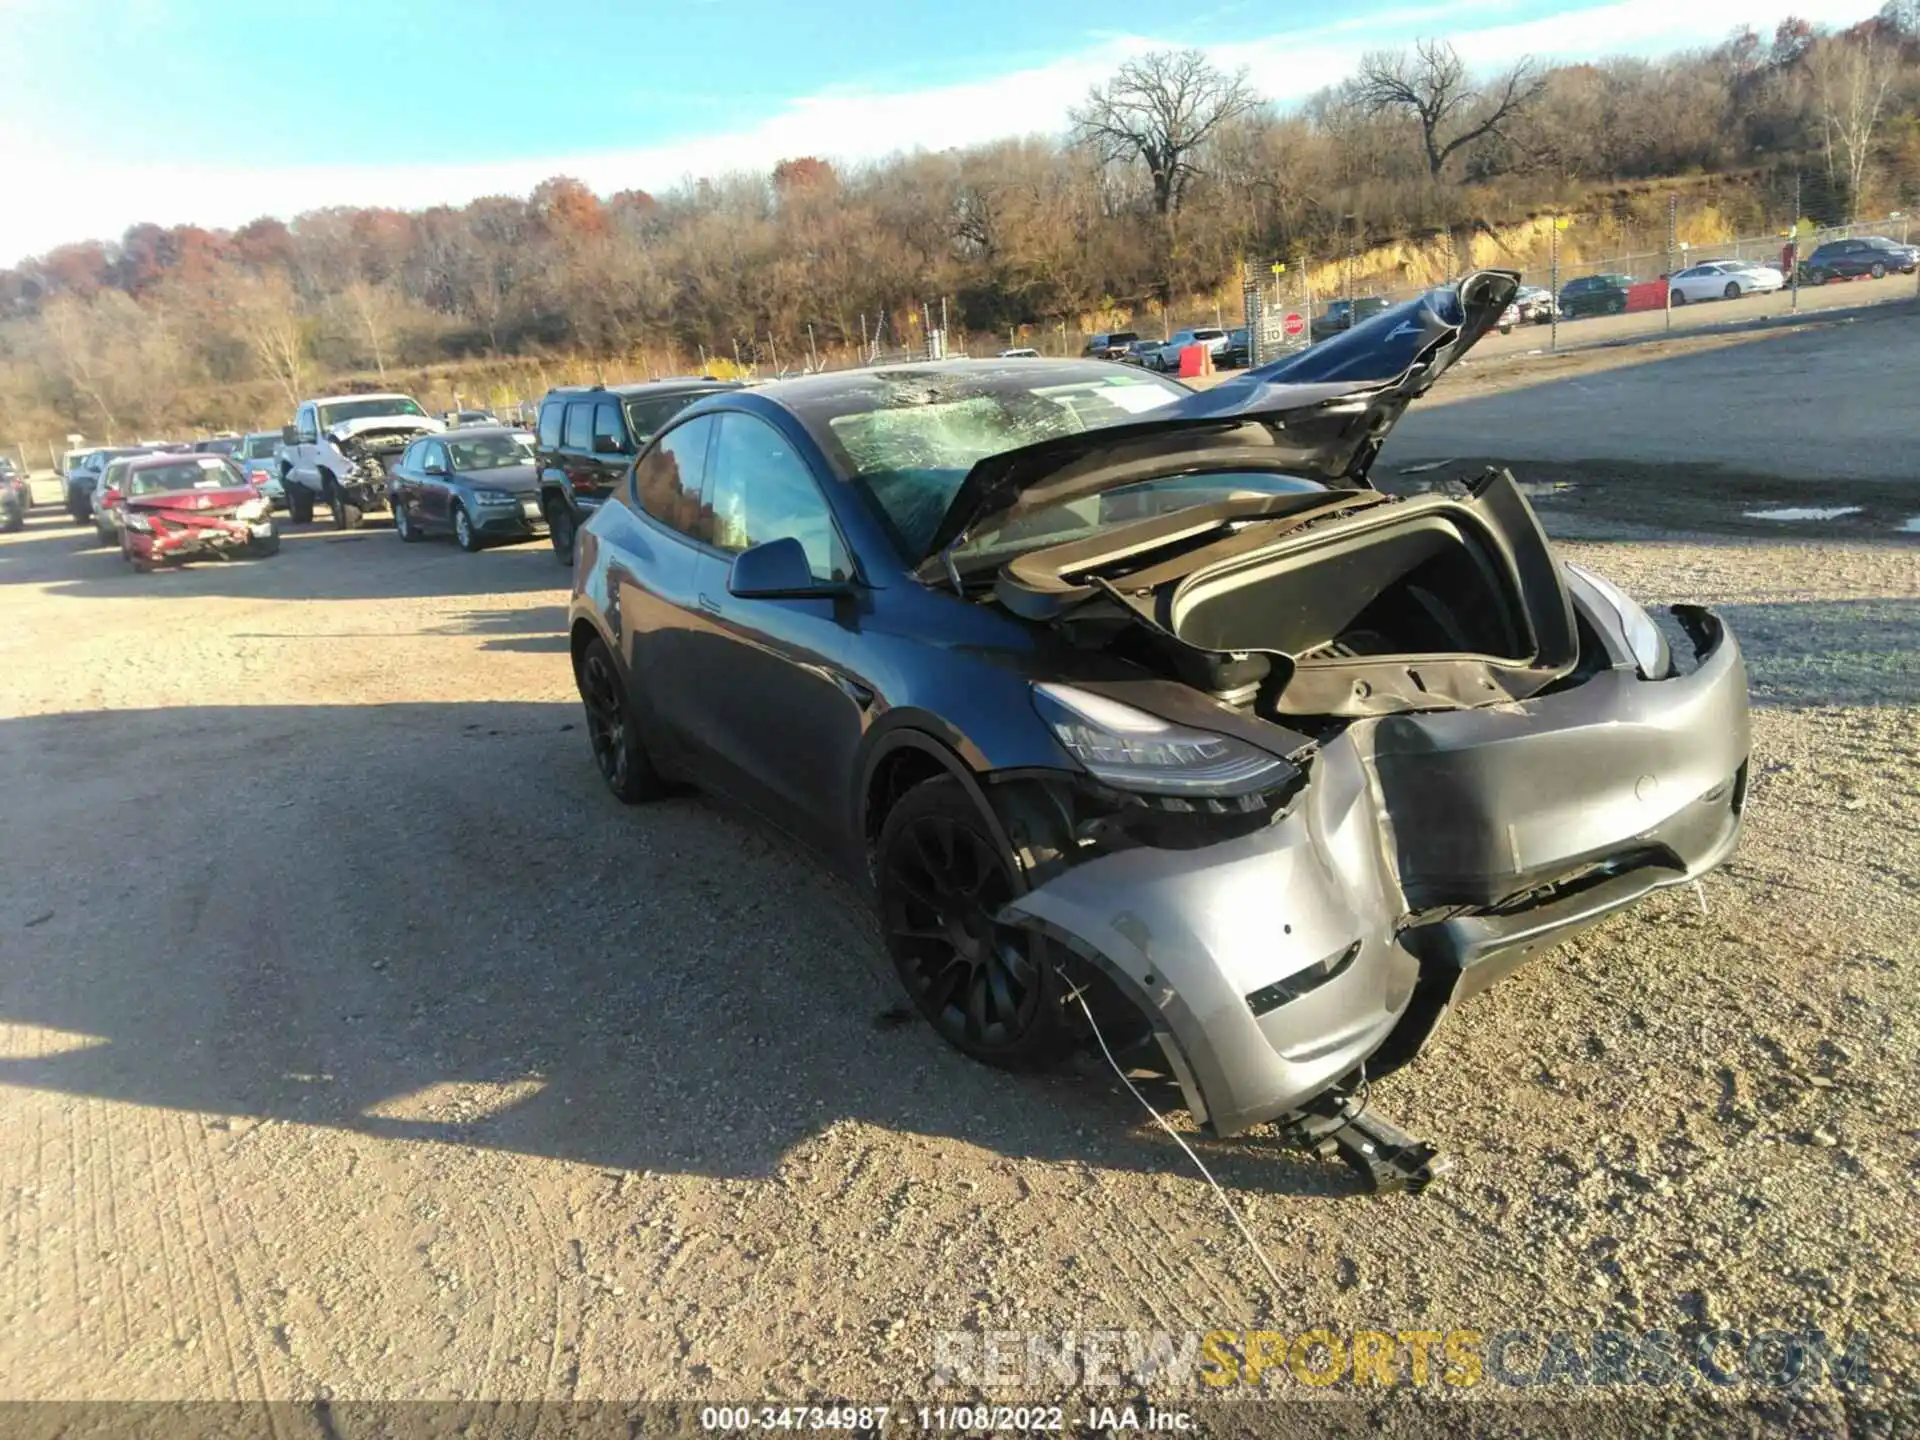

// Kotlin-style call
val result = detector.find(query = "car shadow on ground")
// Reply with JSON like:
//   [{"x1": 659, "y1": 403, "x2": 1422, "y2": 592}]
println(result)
[
  {"x1": 439, "y1": 603, "x2": 572, "y2": 653},
  {"x1": 0, "y1": 700, "x2": 1359, "y2": 1199},
  {"x1": 5, "y1": 514, "x2": 564, "y2": 603}
]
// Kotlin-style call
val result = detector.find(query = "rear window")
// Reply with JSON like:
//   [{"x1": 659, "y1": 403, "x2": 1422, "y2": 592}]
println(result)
[
  {"x1": 562, "y1": 402, "x2": 592, "y2": 450},
  {"x1": 623, "y1": 392, "x2": 707, "y2": 448}
]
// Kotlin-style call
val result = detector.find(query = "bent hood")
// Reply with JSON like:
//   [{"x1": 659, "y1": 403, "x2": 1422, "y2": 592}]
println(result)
[
  {"x1": 920, "y1": 270, "x2": 1519, "y2": 561},
  {"x1": 326, "y1": 415, "x2": 444, "y2": 444},
  {"x1": 127, "y1": 486, "x2": 257, "y2": 512}
]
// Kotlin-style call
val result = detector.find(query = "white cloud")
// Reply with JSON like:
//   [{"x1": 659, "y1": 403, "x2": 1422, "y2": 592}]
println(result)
[{"x1": 0, "y1": 0, "x2": 1881, "y2": 266}]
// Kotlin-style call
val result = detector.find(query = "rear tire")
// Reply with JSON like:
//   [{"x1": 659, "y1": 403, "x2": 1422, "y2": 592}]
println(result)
[
  {"x1": 2, "y1": 506, "x2": 22, "y2": 534},
  {"x1": 547, "y1": 499, "x2": 576, "y2": 566},
  {"x1": 1670, "y1": 289, "x2": 1686, "y2": 306},
  {"x1": 1722, "y1": 281, "x2": 1740, "y2": 300},
  {"x1": 394, "y1": 500, "x2": 421, "y2": 543},
  {"x1": 1870, "y1": 262, "x2": 1887, "y2": 280},
  {"x1": 875, "y1": 776, "x2": 1074, "y2": 1070},
  {"x1": 573, "y1": 635, "x2": 663, "y2": 803}
]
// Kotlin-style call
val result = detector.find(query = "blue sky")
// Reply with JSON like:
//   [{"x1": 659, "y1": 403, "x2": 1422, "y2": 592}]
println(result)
[{"x1": 0, "y1": 0, "x2": 1881, "y2": 264}]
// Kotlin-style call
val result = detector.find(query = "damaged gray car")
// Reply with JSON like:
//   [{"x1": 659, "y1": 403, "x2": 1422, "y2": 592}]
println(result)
[{"x1": 566, "y1": 270, "x2": 1750, "y2": 1188}]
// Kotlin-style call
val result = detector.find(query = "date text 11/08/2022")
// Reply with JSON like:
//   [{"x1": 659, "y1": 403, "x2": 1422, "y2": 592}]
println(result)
[{"x1": 697, "y1": 1406, "x2": 1195, "y2": 1432}]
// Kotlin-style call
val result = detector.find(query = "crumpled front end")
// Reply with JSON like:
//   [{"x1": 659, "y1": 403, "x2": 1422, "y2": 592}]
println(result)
[{"x1": 1001, "y1": 611, "x2": 1749, "y2": 1136}]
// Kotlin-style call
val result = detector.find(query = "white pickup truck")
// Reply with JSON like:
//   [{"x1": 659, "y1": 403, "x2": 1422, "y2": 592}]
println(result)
[{"x1": 278, "y1": 393, "x2": 445, "y2": 527}]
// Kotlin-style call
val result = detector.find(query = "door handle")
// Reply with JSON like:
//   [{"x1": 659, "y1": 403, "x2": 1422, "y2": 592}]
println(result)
[{"x1": 697, "y1": 593, "x2": 722, "y2": 615}]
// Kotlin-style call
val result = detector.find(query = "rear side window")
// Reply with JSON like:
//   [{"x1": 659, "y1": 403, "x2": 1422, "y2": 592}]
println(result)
[
  {"x1": 592, "y1": 401, "x2": 628, "y2": 454},
  {"x1": 632, "y1": 416, "x2": 716, "y2": 541},
  {"x1": 562, "y1": 402, "x2": 592, "y2": 450},
  {"x1": 537, "y1": 400, "x2": 564, "y2": 450}
]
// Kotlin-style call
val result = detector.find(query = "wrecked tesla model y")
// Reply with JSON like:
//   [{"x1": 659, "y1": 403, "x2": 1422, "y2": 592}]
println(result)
[{"x1": 566, "y1": 271, "x2": 1749, "y2": 1186}]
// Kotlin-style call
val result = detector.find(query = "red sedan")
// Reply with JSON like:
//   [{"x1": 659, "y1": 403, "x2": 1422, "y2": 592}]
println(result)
[{"x1": 116, "y1": 454, "x2": 281, "y2": 570}]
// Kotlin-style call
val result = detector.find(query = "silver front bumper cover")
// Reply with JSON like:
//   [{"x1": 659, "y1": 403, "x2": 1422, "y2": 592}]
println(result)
[{"x1": 1002, "y1": 610, "x2": 1749, "y2": 1136}]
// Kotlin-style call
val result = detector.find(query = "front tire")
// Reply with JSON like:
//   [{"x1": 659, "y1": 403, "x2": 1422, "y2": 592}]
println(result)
[
  {"x1": 876, "y1": 777, "x2": 1073, "y2": 1069},
  {"x1": 453, "y1": 503, "x2": 483, "y2": 553},
  {"x1": 287, "y1": 479, "x2": 314, "y2": 524},
  {"x1": 547, "y1": 499, "x2": 576, "y2": 566},
  {"x1": 324, "y1": 476, "x2": 363, "y2": 531},
  {"x1": 1870, "y1": 262, "x2": 1887, "y2": 280},
  {"x1": 1723, "y1": 281, "x2": 1741, "y2": 300},
  {"x1": 573, "y1": 636, "x2": 662, "y2": 803},
  {"x1": 1670, "y1": 289, "x2": 1686, "y2": 306}
]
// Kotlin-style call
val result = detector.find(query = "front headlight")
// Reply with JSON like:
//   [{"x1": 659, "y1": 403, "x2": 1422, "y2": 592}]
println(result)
[
  {"x1": 1567, "y1": 562, "x2": 1670, "y2": 679},
  {"x1": 235, "y1": 497, "x2": 269, "y2": 521},
  {"x1": 472, "y1": 488, "x2": 517, "y2": 506},
  {"x1": 1032, "y1": 683, "x2": 1297, "y2": 801},
  {"x1": 124, "y1": 512, "x2": 153, "y2": 532}
]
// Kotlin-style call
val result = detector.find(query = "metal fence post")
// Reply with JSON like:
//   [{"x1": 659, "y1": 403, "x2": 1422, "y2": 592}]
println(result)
[
  {"x1": 1549, "y1": 219, "x2": 1560, "y2": 354},
  {"x1": 1665, "y1": 195, "x2": 1677, "y2": 332},
  {"x1": 1791, "y1": 173, "x2": 1801, "y2": 314}
]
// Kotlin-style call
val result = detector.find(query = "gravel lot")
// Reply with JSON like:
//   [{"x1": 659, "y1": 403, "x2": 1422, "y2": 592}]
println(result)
[{"x1": 1, "y1": 325, "x2": 1916, "y2": 1432}]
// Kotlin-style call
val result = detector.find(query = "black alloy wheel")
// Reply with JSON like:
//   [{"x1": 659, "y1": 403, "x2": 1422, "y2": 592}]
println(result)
[
  {"x1": 877, "y1": 778, "x2": 1069, "y2": 1068},
  {"x1": 574, "y1": 637, "x2": 660, "y2": 803}
]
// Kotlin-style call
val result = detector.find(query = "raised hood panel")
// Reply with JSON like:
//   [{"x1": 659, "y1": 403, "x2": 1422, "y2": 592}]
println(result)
[
  {"x1": 327, "y1": 415, "x2": 443, "y2": 443},
  {"x1": 918, "y1": 270, "x2": 1518, "y2": 561}
]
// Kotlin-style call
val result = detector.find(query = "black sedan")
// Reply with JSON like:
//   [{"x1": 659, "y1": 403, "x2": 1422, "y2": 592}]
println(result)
[
  {"x1": 387, "y1": 428, "x2": 545, "y2": 551},
  {"x1": 564, "y1": 276, "x2": 1750, "y2": 1180}
]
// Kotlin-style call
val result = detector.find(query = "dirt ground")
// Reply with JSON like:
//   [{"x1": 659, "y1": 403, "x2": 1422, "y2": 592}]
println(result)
[{"x1": 2, "y1": 328, "x2": 1917, "y2": 1433}]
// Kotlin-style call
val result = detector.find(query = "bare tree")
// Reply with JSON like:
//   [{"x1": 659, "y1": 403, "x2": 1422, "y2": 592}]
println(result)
[
  {"x1": 229, "y1": 273, "x2": 308, "y2": 409},
  {"x1": 1355, "y1": 39, "x2": 1545, "y2": 180},
  {"x1": 1071, "y1": 50, "x2": 1262, "y2": 216},
  {"x1": 337, "y1": 280, "x2": 402, "y2": 378},
  {"x1": 1809, "y1": 33, "x2": 1898, "y2": 218}
]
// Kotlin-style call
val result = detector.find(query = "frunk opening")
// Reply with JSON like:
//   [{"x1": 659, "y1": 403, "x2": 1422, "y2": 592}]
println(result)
[{"x1": 1167, "y1": 514, "x2": 1528, "y2": 663}]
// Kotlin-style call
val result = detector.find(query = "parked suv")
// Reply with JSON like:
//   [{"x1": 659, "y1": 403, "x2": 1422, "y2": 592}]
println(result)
[
  {"x1": 1802, "y1": 236, "x2": 1920, "y2": 283},
  {"x1": 1557, "y1": 274, "x2": 1635, "y2": 318},
  {"x1": 534, "y1": 379, "x2": 739, "y2": 564},
  {"x1": 1082, "y1": 331, "x2": 1139, "y2": 360},
  {"x1": 1312, "y1": 297, "x2": 1393, "y2": 336}
]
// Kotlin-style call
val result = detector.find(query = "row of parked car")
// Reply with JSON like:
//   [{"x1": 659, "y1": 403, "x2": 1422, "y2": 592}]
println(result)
[
  {"x1": 1075, "y1": 238, "x2": 1912, "y2": 369},
  {"x1": 44, "y1": 382, "x2": 748, "y2": 571}
]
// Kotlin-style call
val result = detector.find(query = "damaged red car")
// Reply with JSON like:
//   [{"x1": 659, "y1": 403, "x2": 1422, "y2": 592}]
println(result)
[{"x1": 116, "y1": 454, "x2": 281, "y2": 571}]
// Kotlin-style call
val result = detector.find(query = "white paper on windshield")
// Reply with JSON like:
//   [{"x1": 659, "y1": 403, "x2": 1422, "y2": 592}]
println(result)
[{"x1": 1097, "y1": 383, "x2": 1179, "y2": 415}]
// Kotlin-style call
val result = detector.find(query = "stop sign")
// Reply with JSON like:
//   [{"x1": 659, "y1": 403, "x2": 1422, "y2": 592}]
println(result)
[{"x1": 1283, "y1": 311, "x2": 1305, "y2": 337}]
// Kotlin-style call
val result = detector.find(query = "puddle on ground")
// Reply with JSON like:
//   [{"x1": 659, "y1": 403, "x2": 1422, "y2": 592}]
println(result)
[{"x1": 1742, "y1": 506, "x2": 1864, "y2": 521}]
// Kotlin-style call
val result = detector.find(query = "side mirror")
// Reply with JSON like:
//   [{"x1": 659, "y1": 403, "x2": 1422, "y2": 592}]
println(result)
[
  {"x1": 592, "y1": 433, "x2": 625, "y2": 455},
  {"x1": 726, "y1": 536, "x2": 848, "y2": 600},
  {"x1": 280, "y1": 425, "x2": 299, "y2": 446}
]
